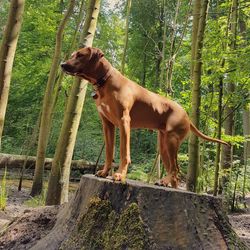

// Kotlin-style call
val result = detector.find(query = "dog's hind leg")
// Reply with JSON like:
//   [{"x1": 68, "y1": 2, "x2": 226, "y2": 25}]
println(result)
[
  {"x1": 158, "y1": 131, "x2": 180, "y2": 188},
  {"x1": 157, "y1": 131, "x2": 171, "y2": 187},
  {"x1": 166, "y1": 133, "x2": 180, "y2": 188}
]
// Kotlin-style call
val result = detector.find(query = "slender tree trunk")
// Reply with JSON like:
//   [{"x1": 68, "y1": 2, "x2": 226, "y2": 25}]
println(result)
[
  {"x1": 186, "y1": 0, "x2": 209, "y2": 192},
  {"x1": 46, "y1": 0, "x2": 101, "y2": 205},
  {"x1": 141, "y1": 48, "x2": 147, "y2": 86},
  {"x1": 121, "y1": 0, "x2": 132, "y2": 74},
  {"x1": 199, "y1": 83, "x2": 214, "y2": 193},
  {"x1": 240, "y1": 18, "x2": 249, "y2": 200},
  {"x1": 189, "y1": 0, "x2": 201, "y2": 78},
  {"x1": 30, "y1": 0, "x2": 75, "y2": 197},
  {"x1": 213, "y1": 77, "x2": 223, "y2": 196},
  {"x1": 159, "y1": 0, "x2": 167, "y2": 89},
  {"x1": 18, "y1": 111, "x2": 41, "y2": 191},
  {"x1": 51, "y1": 0, "x2": 86, "y2": 112},
  {"x1": 243, "y1": 105, "x2": 250, "y2": 199},
  {"x1": 165, "y1": 0, "x2": 181, "y2": 93},
  {"x1": 155, "y1": 2, "x2": 164, "y2": 88},
  {"x1": 220, "y1": 0, "x2": 238, "y2": 193},
  {"x1": 0, "y1": 0, "x2": 25, "y2": 149}
]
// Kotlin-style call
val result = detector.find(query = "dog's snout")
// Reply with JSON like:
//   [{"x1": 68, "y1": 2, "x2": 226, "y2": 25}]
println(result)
[
  {"x1": 61, "y1": 62, "x2": 74, "y2": 73},
  {"x1": 61, "y1": 62, "x2": 67, "y2": 69}
]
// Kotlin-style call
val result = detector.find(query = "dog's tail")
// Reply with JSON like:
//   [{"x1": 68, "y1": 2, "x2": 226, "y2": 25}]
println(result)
[{"x1": 190, "y1": 122, "x2": 229, "y2": 146}]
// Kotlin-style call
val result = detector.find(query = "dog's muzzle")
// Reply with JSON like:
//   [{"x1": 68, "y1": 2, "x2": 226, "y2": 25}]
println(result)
[{"x1": 60, "y1": 62, "x2": 76, "y2": 76}]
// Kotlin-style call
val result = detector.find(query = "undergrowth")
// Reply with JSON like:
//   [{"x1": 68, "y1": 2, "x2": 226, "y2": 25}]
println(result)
[
  {"x1": 24, "y1": 188, "x2": 47, "y2": 207},
  {"x1": 0, "y1": 167, "x2": 7, "y2": 210}
]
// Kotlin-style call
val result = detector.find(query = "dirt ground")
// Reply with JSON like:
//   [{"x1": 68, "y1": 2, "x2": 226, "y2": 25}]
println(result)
[
  {"x1": 228, "y1": 195, "x2": 250, "y2": 248},
  {"x1": 0, "y1": 180, "x2": 78, "y2": 250},
  {"x1": 0, "y1": 180, "x2": 249, "y2": 249}
]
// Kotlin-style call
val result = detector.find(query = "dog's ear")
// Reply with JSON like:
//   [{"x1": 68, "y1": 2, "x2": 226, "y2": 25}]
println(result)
[
  {"x1": 91, "y1": 47, "x2": 104, "y2": 60},
  {"x1": 96, "y1": 48, "x2": 104, "y2": 58}
]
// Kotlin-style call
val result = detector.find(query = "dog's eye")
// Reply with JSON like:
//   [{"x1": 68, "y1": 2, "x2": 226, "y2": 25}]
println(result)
[{"x1": 76, "y1": 52, "x2": 85, "y2": 58}]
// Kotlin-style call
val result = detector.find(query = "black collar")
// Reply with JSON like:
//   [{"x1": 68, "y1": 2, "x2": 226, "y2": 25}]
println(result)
[{"x1": 93, "y1": 67, "x2": 113, "y2": 88}]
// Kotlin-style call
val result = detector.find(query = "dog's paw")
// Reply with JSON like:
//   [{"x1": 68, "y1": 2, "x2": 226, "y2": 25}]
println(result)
[
  {"x1": 95, "y1": 169, "x2": 109, "y2": 178},
  {"x1": 154, "y1": 180, "x2": 165, "y2": 186},
  {"x1": 155, "y1": 176, "x2": 172, "y2": 187},
  {"x1": 113, "y1": 173, "x2": 126, "y2": 183},
  {"x1": 170, "y1": 179, "x2": 178, "y2": 189},
  {"x1": 155, "y1": 176, "x2": 179, "y2": 188}
]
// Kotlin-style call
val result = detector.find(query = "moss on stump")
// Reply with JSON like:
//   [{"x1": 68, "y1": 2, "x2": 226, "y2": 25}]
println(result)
[
  {"x1": 60, "y1": 197, "x2": 149, "y2": 250},
  {"x1": 32, "y1": 175, "x2": 247, "y2": 250}
]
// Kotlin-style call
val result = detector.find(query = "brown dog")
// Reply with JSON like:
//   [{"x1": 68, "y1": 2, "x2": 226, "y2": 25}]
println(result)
[{"x1": 61, "y1": 47, "x2": 228, "y2": 188}]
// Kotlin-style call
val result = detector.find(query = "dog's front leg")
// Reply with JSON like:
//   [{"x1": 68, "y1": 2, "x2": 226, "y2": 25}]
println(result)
[
  {"x1": 114, "y1": 109, "x2": 131, "y2": 181},
  {"x1": 96, "y1": 116, "x2": 115, "y2": 178}
]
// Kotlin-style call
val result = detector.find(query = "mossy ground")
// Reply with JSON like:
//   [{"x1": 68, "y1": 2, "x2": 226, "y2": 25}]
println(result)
[{"x1": 60, "y1": 197, "x2": 150, "y2": 250}]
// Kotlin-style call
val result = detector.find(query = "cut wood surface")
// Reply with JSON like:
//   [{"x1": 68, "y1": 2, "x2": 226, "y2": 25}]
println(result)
[{"x1": 31, "y1": 174, "x2": 247, "y2": 250}]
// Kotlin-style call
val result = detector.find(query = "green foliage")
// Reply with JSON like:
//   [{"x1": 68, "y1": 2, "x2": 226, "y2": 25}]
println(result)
[
  {"x1": 222, "y1": 135, "x2": 245, "y2": 148},
  {"x1": 127, "y1": 164, "x2": 150, "y2": 182},
  {"x1": 0, "y1": 0, "x2": 249, "y2": 200},
  {"x1": 221, "y1": 160, "x2": 250, "y2": 212},
  {"x1": 24, "y1": 188, "x2": 47, "y2": 207},
  {"x1": 0, "y1": 167, "x2": 7, "y2": 210}
]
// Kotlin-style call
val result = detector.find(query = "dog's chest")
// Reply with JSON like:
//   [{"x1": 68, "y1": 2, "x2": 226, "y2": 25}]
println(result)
[
  {"x1": 97, "y1": 102, "x2": 110, "y2": 116},
  {"x1": 96, "y1": 101, "x2": 117, "y2": 124}
]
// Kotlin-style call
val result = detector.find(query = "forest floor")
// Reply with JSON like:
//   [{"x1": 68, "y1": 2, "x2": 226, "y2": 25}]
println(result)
[
  {"x1": 228, "y1": 195, "x2": 250, "y2": 248},
  {"x1": 0, "y1": 179, "x2": 249, "y2": 249}
]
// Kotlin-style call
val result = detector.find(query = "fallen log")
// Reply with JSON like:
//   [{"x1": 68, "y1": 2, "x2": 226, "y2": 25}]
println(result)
[
  {"x1": 31, "y1": 175, "x2": 247, "y2": 250},
  {"x1": 0, "y1": 153, "x2": 114, "y2": 174}
]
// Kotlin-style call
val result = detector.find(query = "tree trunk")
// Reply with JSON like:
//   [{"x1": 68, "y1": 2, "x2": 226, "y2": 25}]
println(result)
[
  {"x1": 141, "y1": 44, "x2": 147, "y2": 86},
  {"x1": 186, "y1": 0, "x2": 209, "y2": 192},
  {"x1": 32, "y1": 175, "x2": 247, "y2": 250},
  {"x1": 0, "y1": 0, "x2": 25, "y2": 149},
  {"x1": 0, "y1": 153, "x2": 118, "y2": 172},
  {"x1": 240, "y1": 18, "x2": 249, "y2": 200},
  {"x1": 50, "y1": 0, "x2": 86, "y2": 113},
  {"x1": 165, "y1": 0, "x2": 181, "y2": 93},
  {"x1": 30, "y1": 0, "x2": 76, "y2": 197},
  {"x1": 159, "y1": 0, "x2": 167, "y2": 89},
  {"x1": 243, "y1": 105, "x2": 250, "y2": 199},
  {"x1": 213, "y1": 77, "x2": 223, "y2": 196},
  {"x1": 220, "y1": 0, "x2": 238, "y2": 193},
  {"x1": 46, "y1": 0, "x2": 101, "y2": 206},
  {"x1": 120, "y1": 0, "x2": 132, "y2": 74},
  {"x1": 189, "y1": 0, "x2": 200, "y2": 78},
  {"x1": 155, "y1": 2, "x2": 164, "y2": 88}
]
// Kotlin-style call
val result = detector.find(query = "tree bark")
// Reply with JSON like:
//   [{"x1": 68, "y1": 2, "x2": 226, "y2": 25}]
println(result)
[
  {"x1": 240, "y1": 18, "x2": 249, "y2": 200},
  {"x1": 220, "y1": 0, "x2": 238, "y2": 193},
  {"x1": 0, "y1": 153, "x2": 116, "y2": 172},
  {"x1": 30, "y1": 0, "x2": 76, "y2": 197},
  {"x1": 189, "y1": 0, "x2": 201, "y2": 78},
  {"x1": 165, "y1": 0, "x2": 181, "y2": 93},
  {"x1": 33, "y1": 175, "x2": 247, "y2": 250},
  {"x1": 213, "y1": 77, "x2": 223, "y2": 196},
  {"x1": 46, "y1": 0, "x2": 101, "y2": 206},
  {"x1": 120, "y1": 0, "x2": 132, "y2": 74},
  {"x1": 0, "y1": 0, "x2": 25, "y2": 149},
  {"x1": 159, "y1": 0, "x2": 167, "y2": 89},
  {"x1": 187, "y1": 0, "x2": 209, "y2": 192},
  {"x1": 243, "y1": 104, "x2": 250, "y2": 199}
]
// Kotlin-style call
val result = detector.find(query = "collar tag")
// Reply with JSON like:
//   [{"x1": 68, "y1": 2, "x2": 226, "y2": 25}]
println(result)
[{"x1": 91, "y1": 91, "x2": 98, "y2": 99}]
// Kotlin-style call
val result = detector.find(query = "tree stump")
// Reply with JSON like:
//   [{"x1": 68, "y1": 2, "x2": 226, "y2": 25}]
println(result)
[{"x1": 32, "y1": 175, "x2": 247, "y2": 250}]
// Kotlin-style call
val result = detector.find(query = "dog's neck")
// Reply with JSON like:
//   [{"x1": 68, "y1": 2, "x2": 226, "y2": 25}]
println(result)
[
  {"x1": 78, "y1": 57, "x2": 113, "y2": 88},
  {"x1": 93, "y1": 65, "x2": 113, "y2": 88}
]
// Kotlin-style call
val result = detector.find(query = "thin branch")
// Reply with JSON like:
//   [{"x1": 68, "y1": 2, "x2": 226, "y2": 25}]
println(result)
[
  {"x1": 222, "y1": 92, "x2": 250, "y2": 123},
  {"x1": 139, "y1": 24, "x2": 161, "y2": 54}
]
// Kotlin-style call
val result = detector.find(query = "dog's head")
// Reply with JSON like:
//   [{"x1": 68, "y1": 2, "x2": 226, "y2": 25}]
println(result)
[{"x1": 61, "y1": 47, "x2": 104, "y2": 77}]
